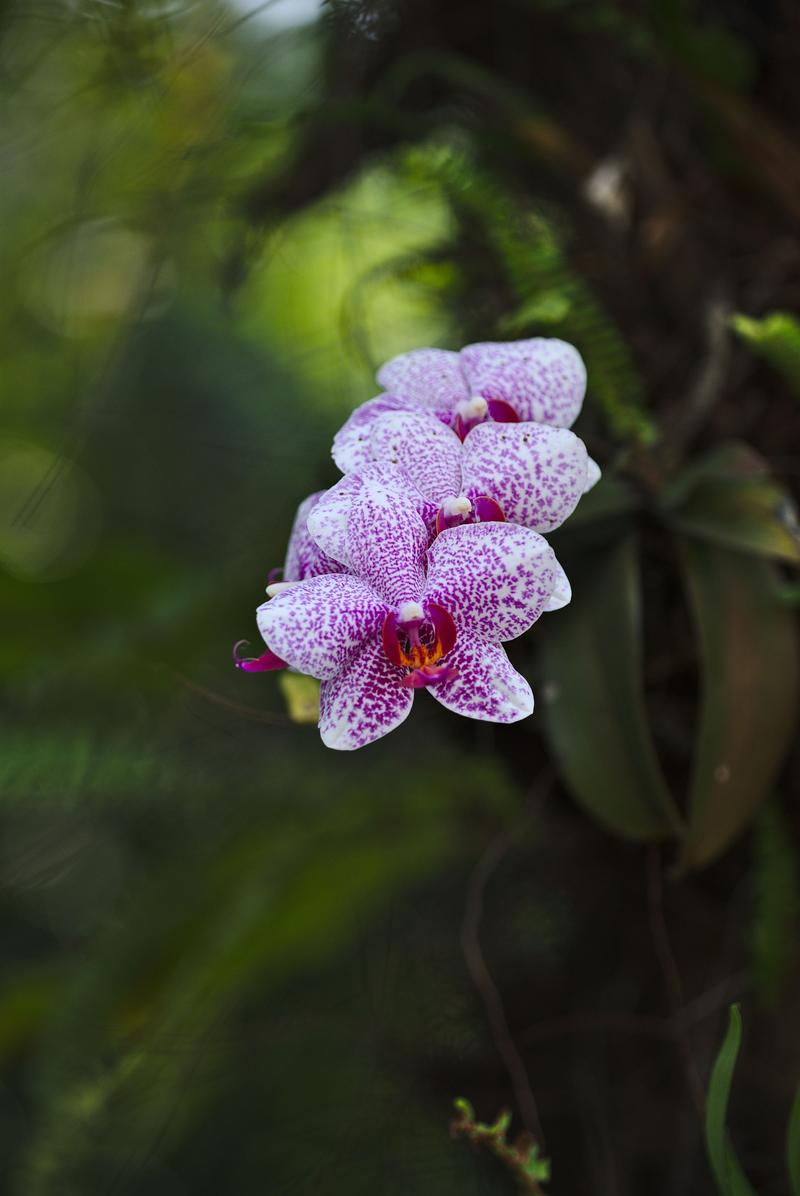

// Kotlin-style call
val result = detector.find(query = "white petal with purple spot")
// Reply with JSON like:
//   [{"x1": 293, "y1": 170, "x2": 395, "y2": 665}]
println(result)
[
  {"x1": 319, "y1": 638, "x2": 414, "y2": 750},
  {"x1": 544, "y1": 560, "x2": 572, "y2": 611},
  {"x1": 346, "y1": 475, "x2": 429, "y2": 606},
  {"x1": 460, "y1": 337, "x2": 586, "y2": 427},
  {"x1": 430, "y1": 636, "x2": 533, "y2": 723},
  {"x1": 257, "y1": 573, "x2": 384, "y2": 680},
  {"x1": 368, "y1": 410, "x2": 463, "y2": 504},
  {"x1": 376, "y1": 348, "x2": 467, "y2": 412},
  {"x1": 332, "y1": 395, "x2": 414, "y2": 473},
  {"x1": 461, "y1": 421, "x2": 590, "y2": 532},
  {"x1": 585, "y1": 456, "x2": 602, "y2": 491},
  {"x1": 308, "y1": 464, "x2": 427, "y2": 568},
  {"x1": 424, "y1": 522, "x2": 558, "y2": 642}
]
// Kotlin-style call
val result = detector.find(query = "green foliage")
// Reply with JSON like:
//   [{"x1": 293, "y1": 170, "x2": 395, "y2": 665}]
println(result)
[
  {"x1": 406, "y1": 147, "x2": 657, "y2": 444},
  {"x1": 9, "y1": 753, "x2": 516, "y2": 1195},
  {"x1": 0, "y1": 1, "x2": 798, "y2": 1191},
  {"x1": 732, "y1": 312, "x2": 800, "y2": 398},
  {"x1": 677, "y1": 541, "x2": 799, "y2": 871},
  {"x1": 451, "y1": 1098, "x2": 551, "y2": 1191},
  {"x1": 539, "y1": 533, "x2": 683, "y2": 841},
  {"x1": 705, "y1": 1006, "x2": 758, "y2": 1196},
  {"x1": 536, "y1": 438, "x2": 800, "y2": 865},
  {"x1": 705, "y1": 1007, "x2": 800, "y2": 1196},
  {"x1": 663, "y1": 442, "x2": 800, "y2": 565}
]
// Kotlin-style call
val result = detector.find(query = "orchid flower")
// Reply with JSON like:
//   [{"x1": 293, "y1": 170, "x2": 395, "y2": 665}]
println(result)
[
  {"x1": 255, "y1": 477, "x2": 563, "y2": 749},
  {"x1": 234, "y1": 491, "x2": 343, "y2": 674},
  {"x1": 333, "y1": 337, "x2": 589, "y2": 471},
  {"x1": 306, "y1": 461, "x2": 573, "y2": 612},
  {"x1": 329, "y1": 406, "x2": 599, "y2": 536}
]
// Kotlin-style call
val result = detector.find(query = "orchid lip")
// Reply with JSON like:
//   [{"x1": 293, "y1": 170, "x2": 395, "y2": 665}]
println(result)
[
  {"x1": 485, "y1": 397, "x2": 520, "y2": 424},
  {"x1": 400, "y1": 662, "x2": 459, "y2": 689},
  {"x1": 472, "y1": 493, "x2": 506, "y2": 523}
]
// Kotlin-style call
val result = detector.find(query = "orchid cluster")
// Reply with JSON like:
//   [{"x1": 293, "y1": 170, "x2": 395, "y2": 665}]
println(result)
[{"x1": 236, "y1": 339, "x2": 599, "y2": 750}]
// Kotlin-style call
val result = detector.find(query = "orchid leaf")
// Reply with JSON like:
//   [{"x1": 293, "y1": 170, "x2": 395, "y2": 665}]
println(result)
[
  {"x1": 788, "y1": 1083, "x2": 800, "y2": 1196},
  {"x1": 670, "y1": 480, "x2": 800, "y2": 564},
  {"x1": 705, "y1": 1005, "x2": 758, "y2": 1196},
  {"x1": 732, "y1": 311, "x2": 800, "y2": 398},
  {"x1": 661, "y1": 441, "x2": 770, "y2": 507},
  {"x1": 664, "y1": 442, "x2": 800, "y2": 565},
  {"x1": 539, "y1": 534, "x2": 683, "y2": 841},
  {"x1": 677, "y1": 540, "x2": 799, "y2": 872}
]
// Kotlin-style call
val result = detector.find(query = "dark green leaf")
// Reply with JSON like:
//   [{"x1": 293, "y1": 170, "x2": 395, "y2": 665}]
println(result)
[
  {"x1": 664, "y1": 442, "x2": 800, "y2": 565},
  {"x1": 671, "y1": 480, "x2": 800, "y2": 564},
  {"x1": 539, "y1": 534, "x2": 683, "y2": 841},
  {"x1": 661, "y1": 442, "x2": 769, "y2": 509},
  {"x1": 678, "y1": 540, "x2": 799, "y2": 871},
  {"x1": 705, "y1": 1005, "x2": 758, "y2": 1196}
]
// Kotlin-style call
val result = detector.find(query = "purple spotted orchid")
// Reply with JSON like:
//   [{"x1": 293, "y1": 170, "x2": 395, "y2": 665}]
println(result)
[
  {"x1": 255, "y1": 477, "x2": 563, "y2": 750},
  {"x1": 235, "y1": 335, "x2": 600, "y2": 749},
  {"x1": 333, "y1": 338, "x2": 589, "y2": 469}
]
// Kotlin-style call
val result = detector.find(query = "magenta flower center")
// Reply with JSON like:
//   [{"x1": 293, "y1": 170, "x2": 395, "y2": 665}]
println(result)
[{"x1": 381, "y1": 600, "x2": 457, "y2": 673}]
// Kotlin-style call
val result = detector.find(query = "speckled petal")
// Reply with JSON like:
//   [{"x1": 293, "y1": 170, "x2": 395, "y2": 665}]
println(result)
[
  {"x1": 319, "y1": 638, "x2": 413, "y2": 750},
  {"x1": 585, "y1": 457, "x2": 602, "y2": 491},
  {"x1": 424, "y1": 522, "x2": 558, "y2": 642},
  {"x1": 429, "y1": 636, "x2": 533, "y2": 723},
  {"x1": 332, "y1": 395, "x2": 414, "y2": 473},
  {"x1": 368, "y1": 410, "x2": 463, "y2": 504},
  {"x1": 284, "y1": 492, "x2": 345, "y2": 581},
  {"x1": 346, "y1": 475, "x2": 429, "y2": 606},
  {"x1": 461, "y1": 421, "x2": 590, "y2": 532},
  {"x1": 460, "y1": 337, "x2": 586, "y2": 428},
  {"x1": 376, "y1": 348, "x2": 467, "y2": 413},
  {"x1": 308, "y1": 464, "x2": 426, "y2": 568},
  {"x1": 544, "y1": 560, "x2": 572, "y2": 611},
  {"x1": 257, "y1": 573, "x2": 385, "y2": 681}
]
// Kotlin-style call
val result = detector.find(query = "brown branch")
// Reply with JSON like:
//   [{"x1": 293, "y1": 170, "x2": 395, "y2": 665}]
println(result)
[
  {"x1": 172, "y1": 672, "x2": 292, "y2": 727},
  {"x1": 646, "y1": 846, "x2": 706, "y2": 1116},
  {"x1": 461, "y1": 829, "x2": 545, "y2": 1150},
  {"x1": 668, "y1": 293, "x2": 732, "y2": 459},
  {"x1": 519, "y1": 972, "x2": 750, "y2": 1046}
]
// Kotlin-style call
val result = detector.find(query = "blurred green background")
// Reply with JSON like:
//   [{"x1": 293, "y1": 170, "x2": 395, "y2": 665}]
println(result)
[{"x1": 1, "y1": 2, "x2": 800, "y2": 1193}]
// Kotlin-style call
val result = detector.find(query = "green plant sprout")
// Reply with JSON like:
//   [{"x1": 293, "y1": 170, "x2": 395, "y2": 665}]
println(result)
[{"x1": 451, "y1": 1098, "x2": 551, "y2": 1192}]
